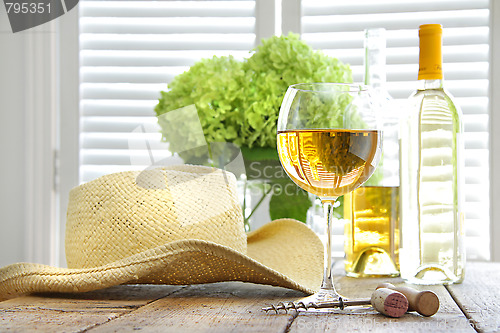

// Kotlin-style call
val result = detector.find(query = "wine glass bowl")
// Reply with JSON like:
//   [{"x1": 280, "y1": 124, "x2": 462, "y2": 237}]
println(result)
[
  {"x1": 277, "y1": 129, "x2": 380, "y2": 200},
  {"x1": 277, "y1": 83, "x2": 382, "y2": 307}
]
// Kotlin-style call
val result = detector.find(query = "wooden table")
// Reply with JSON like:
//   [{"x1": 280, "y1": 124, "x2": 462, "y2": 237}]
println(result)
[{"x1": 1, "y1": 262, "x2": 499, "y2": 332}]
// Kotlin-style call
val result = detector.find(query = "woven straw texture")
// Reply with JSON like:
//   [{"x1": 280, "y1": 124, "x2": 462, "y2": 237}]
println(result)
[
  {"x1": 66, "y1": 166, "x2": 245, "y2": 268},
  {"x1": 0, "y1": 165, "x2": 323, "y2": 301}
]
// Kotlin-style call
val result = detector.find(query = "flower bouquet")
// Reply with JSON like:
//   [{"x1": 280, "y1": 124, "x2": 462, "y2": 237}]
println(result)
[{"x1": 154, "y1": 33, "x2": 352, "y2": 229}]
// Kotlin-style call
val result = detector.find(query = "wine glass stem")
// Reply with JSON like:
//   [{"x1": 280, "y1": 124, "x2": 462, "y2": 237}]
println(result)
[{"x1": 321, "y1": 199, "x2": 337, "y2": 292}]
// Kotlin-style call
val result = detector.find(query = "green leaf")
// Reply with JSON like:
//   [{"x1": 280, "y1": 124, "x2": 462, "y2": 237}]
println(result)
[{"x1": 269, "y1": 179, "x2": 313, "y2": 222}]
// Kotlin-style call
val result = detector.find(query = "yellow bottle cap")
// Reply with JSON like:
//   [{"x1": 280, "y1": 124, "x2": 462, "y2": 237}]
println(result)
[{"x1": 418, "y1": 24, "x2": 443, "y2": 80}]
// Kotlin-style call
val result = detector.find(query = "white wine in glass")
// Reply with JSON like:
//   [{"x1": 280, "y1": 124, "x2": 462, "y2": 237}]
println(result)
[{"x1": 277, "y1": 83, "x2": 382, "y2": 306}]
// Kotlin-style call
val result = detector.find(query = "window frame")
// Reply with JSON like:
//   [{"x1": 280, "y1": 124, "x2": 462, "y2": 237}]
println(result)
[
  {"x1": 489, "y1": 0, "x2": 500, "y2": 261},
  {"x1": 57, "y1": 0, "x2": 500, "y2": 265}
]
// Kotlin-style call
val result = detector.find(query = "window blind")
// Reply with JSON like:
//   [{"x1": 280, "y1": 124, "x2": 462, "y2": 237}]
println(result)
[
  {"x1": 79, "y1": 0, "x2": 256, "y2": 182},
  {"x1": 300, "y1": 0, "x2": 490, "y2": 260},
  {"x1": 79, "y1": 0, "x2": 491, "y2": 261}
]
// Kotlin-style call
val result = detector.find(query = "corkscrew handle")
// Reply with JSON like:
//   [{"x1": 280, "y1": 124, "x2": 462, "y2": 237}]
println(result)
[
  {"x1": 263, "y1": 283, "x2": 439, "y2": 318},
  {"x1": 376, "y1": 283, "x2": 439, "y2": 317}
]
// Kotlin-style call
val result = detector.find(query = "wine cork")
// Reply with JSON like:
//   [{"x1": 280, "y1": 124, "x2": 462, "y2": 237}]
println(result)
[
  {"x1": 371, "y1": 288, "x2": 409, "y2": 318},
  {"x1": 377, "y1": 283, "x2": 439, "y2": 317}
]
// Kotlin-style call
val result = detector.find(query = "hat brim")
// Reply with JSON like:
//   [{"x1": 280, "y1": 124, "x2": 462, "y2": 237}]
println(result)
[{"x1": 0, "y1": 219, "x2": 323, "y2": 301}]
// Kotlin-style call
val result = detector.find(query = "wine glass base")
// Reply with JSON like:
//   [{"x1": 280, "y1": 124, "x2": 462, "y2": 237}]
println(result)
[{"x1": 296, "y1": 288, "x2": 345, "y2": 313}]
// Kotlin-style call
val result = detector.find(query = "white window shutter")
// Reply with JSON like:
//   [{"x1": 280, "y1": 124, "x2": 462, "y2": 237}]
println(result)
[
  {"x1": 298, "y1": 0, "x2": 491, "y2": 260},
  {"x1": 79, "y1": 0, "x2": 258, "y2": 183},
  {"x1": 79, "y1": 0, "x2": 490, "y2": 261}
]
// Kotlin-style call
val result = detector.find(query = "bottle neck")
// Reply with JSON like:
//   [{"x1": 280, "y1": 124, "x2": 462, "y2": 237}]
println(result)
[
  {"x1": 364, "y1": 29, "x2": 387, "y2": 90},
  {"x1": 418, "y1": 79, "x2": 444, "y2": 90}
]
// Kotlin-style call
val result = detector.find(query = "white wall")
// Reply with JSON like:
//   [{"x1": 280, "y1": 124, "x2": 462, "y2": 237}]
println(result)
[{"x1": 0, "y1": 15, "x2": 27, "y2": 266}]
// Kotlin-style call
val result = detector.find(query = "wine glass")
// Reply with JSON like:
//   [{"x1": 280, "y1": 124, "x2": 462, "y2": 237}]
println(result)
[{"x1": 277, "y1": 83, "x2": 382, "y2": 306}]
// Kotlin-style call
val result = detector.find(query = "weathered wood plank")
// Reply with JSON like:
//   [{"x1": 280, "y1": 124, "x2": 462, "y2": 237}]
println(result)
[
  {"x1": 87, "y1": 282, "x2": 303, "y2": 333},
  {"x1": 288, "y1": 271, "x2": 475, "y2": 332},
  {"x1": 2, "y1": 262, "x2": 498, "y2": 332},
  {"x1": 447, "y1": 262, "x2": 500, "y2": 333},
  {"x1": 0, "y1": 285, "x2": 183, "y2": 332}
]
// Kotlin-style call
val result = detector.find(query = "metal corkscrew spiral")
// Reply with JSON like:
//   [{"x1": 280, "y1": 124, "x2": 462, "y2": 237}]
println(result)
[{"x1": 263, "y1": 300, "x2": 342, "y2": 313}]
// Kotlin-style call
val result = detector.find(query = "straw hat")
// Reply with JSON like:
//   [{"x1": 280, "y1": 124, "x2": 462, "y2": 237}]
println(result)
[{"x1": 0, "y1": 165, "x2": 323, "y2": 300}]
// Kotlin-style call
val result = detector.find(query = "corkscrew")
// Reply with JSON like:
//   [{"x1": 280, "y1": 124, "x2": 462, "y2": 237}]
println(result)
[{"x1": 262, "y1": 283, "x2": 439, "y2": 318}]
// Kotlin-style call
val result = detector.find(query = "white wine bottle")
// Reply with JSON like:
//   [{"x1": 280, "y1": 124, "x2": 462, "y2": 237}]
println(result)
[
  {"x1": 344, "y1": 28, "x2": 400, "y2": 278},
  {"x1": 399, "y1": 24, "x2": 465, "y2": 284}
]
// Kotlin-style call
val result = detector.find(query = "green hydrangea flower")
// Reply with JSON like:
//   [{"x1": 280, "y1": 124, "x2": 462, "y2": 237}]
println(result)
[
  {"x1": 240, "y1": 33, "x2": 352, "y2": 148},
  {"x1": 154, "y1": 56, "x2": 246, "y2": 161},
  {"x1": 154, "y1": 33, "x2": 352, "y2": 155}
]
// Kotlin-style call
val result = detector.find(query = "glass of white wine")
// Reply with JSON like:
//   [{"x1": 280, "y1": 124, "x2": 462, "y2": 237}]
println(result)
[{"x1": 277, "y1": 83, "x2": 382, "y2": 306}]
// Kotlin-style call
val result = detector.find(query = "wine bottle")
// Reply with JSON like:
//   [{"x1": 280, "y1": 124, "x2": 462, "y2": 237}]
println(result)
[
  {"x1": 344, "y1": 28, "x2": 400, "y2": 277},
  {"x1": 399, "y1": 24, "x2": 465, "y2": 284}
]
